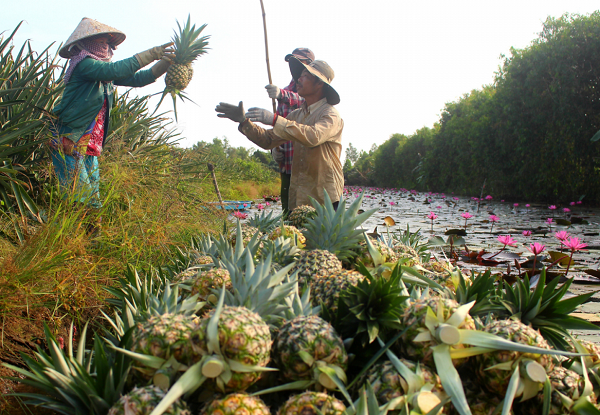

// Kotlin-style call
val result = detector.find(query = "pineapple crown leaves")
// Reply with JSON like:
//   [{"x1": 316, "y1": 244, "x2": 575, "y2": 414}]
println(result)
[
  {"x1": 212, "y1": 219, "x2": 262, "y2": 268},
  {"x1": 259, "y1": 235, "x2": 301, "y2": 266},
  {"x1": 304, "y1": 190, "x2": 378, "y2": 261},
  {"x1": 495, "y1": 268, "x2": 598, "y2": 350},
  {"x1": 4, "y1": 322, "x2": 131, "y2": 415},
  {"x1": 248, "y1": 209, "x2": 283, "y2": 233},
  {"x1": 220, "y1": 250, "x2": 298, "y2": 326},
  {"x1": 104, "y1": 265, "x2": 167, "y2": 311},
  {"x1": 283, "y1": 283, "x2": 321, "y2": 319},
  {"x1": 171, "y1": 15, "x2": 210, "y2": 65},
  {"x1": 375, "y1": 338, "x2": 425, "y2": 395},
  {"x1": 334, "y1": 263, "x2": 408, "y2": 345},
  {"x1": 447, "y1": 268, "x2": 505, "y2": 317}
]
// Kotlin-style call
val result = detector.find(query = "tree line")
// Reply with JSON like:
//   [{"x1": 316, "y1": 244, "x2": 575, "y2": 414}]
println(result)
[{"x1": 344, "y1": 12, "x2": 600, "y2": 204}]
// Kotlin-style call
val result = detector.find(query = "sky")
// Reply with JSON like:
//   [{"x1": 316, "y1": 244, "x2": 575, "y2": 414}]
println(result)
[{"x1": 3, "y1": 1, "x2": 599, "y2": 156}]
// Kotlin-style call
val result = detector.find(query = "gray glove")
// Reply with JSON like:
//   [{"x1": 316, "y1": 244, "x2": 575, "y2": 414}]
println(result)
[
  {"x1": 245, "y1": 107, "x2": 275, "y2": 126},
  {"x1": 135, "y1": 42, "x2": 175, "y2": 67},
  {"x1": 265, "y1": 84, "x2": 281, "y2": 99},
  {"x1": 272, "y1": 147, "x2": 285, "y2": 164},
  {"x1": 150, "y1": 58, "x2": 172, "y2": 78},
  {"x1": 216, "y1": 101, "x2": 246, "y2": 123}
]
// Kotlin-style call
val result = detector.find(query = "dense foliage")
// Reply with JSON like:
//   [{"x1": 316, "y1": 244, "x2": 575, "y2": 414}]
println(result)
[{"x1": 345, "y1": 12, "x2": 600, "y2": 203}]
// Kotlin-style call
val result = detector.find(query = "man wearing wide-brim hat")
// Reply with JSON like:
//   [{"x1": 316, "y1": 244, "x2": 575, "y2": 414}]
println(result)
[{"x1": 216, "y1": 57, "x2": 343, "y2": 210}]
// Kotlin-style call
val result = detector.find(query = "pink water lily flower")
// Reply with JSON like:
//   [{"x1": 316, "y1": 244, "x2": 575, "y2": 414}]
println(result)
[
  {"x1": 497, "y1": 235, "x2": 517, "y2": 247},
  {"x1": 489, "y1": 215, "x2": 499, "y2": 222},
  {"x1": 461, "y1": 212, "x2": 474, "y2": 219},
  {"x1": 554, "y1": 231, "x2": 570, "y2": 242},
  {"x1": 563, "y1": 237, "x2": 587, "y2": 275},
  {"x1": 563, "y1": 207, "x2": 570, "y2": 213},
  {"x1": 522, "y1": 230, "x2": 532, "y2": 237},
  {"x1": 485, "y1": 195, "x2": 493, "y2": 200},
  {"x1": 257, "y1": 203, "x2": 265, "y2": 210},
  {"x1": 513, "y1": 203, "x2": 519, "y2": 207},
  {"x1": 527, "y1": 242, "x2": 546, "y2": 255},
  {"x1": 453, "y1": 197, "x2": 459, "y2": 201},
  {"x1": 427, "y1": 211, "x2": 438, "y2": 220},
  {"x1": 570, "y1": 201, "x2": 576, "y2": 206},
  {"x1": 233, "y1": 211, "x2": 248, "y2": 219},
  {"x1": 548, "y1": 205, "x2": 557, "y2": 210}
]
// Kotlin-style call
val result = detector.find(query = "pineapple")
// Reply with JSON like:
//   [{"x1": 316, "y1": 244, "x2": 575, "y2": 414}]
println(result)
[
  {"x1": 108, "y1": 386, "x2": 191, "y2": 415},
  {"x1": 277, "y1": 391, "x2": 346, "y2": 415},
  {"x1": 268, "y1": 224, "x2": 306, "y2": 245},
  {"x1": 362, "y1": 359, "x2": 444, "y2": 404},
  {"x1": 175, "y1": 267, "x2": 231, "y2": 302},
  {"x1": 397, "y1": 296, "x2": 476, "y2": 366},
  {"x1": 165, "y1": 16, "x2": 208, "y2": 92},
  {"x1": 309, "y1": 270, "x2": 364, "y2": 314},
  {"x1": 204, "y1": 393, "x2": 271, "y2": 415},
  {"x1": 160, "y1": 15, "x2": 209, "y2": 120},
  {"x1": 292, "y1": 191, "x2": 376, "y2": 285},
  {"x1": 354, "y1": 237, "x2": 399, "y2": 267},
  {"x1": 517, "y1": 366, "x2": 597, "y2": 415},
  {"x1": 132, "y1": 313, "x2": 199, "y2": 365},
  {"x1": 191, "y1": 305, "x2": 272, "y2": 391},
  {"x1": 447, "y1": 379, "x2": 510, "y2": 415},
  {"x1": 230, "y1": 224, "x2": 263, "y2": 247},
  {"x1": 287, "y1": 205, "x2": 317, "y2": 228},
  {"x1": 472, "y1": 319, "x2": 554, "y2": 397},
  {"x1": 274, "y1": 315, "x2": 347, "y2": 389}
]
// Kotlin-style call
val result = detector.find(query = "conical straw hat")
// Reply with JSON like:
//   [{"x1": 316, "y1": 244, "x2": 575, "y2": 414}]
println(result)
[{"x1": 60, "y1": 17, "x2": 126, "y2": 59}]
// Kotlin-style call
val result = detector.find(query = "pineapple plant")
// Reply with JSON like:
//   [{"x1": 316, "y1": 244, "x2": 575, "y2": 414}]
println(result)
[
  {"x1": 274, "y1": 315, "x2": 348, "y2": 390},
  {"x1": 158, "y1": 15, "x2": 209, "y2": 120},
  {"x1": 230, "y1": 224, "x2": 263, "y2": 247},
  {"x1": 447, "y1": 379, "x2": 509, "y2": 415},
  {"x1": 204, "y1": 393, "x2": 271, "y2": 415},
  {"x1": 277, "y1": 391, "x2": 346, "y2": 415},
  {"x1": 288, "y1": 205, "x2": 317, "y2": 228},
  {"x1": 108, "y1": 386, "x2": 191, "y2": 415},
  {"x1": 175, "y1": 267, "x2": 231, "y2": 302},
  {"x1": 354, "y1": 237, "x2": 399, "y2": 268}
]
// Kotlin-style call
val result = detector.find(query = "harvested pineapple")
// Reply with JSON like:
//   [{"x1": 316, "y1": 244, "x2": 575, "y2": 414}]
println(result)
[{"x1": 158, "y1": 15, "x2": 209, "y2": 120}]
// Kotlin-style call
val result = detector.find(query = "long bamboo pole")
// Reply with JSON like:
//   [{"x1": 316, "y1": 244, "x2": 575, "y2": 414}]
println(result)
[{"x1": 259, "y1": 0, "x2": 277, "y2": 113}]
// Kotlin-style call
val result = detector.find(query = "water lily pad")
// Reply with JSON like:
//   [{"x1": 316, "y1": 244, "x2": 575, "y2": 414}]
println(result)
[
  {"x1": 547, "y1": 251, "x2": 574, "y2": 267},
  {"x1": 481, "y1": 251, "x2": 521, "y2": 262},
  {"x1": 445, "y1": 229, "x2": 467, "y2": 236},
  {"x1": 584, "y1": 269, "x2": 600, "y2": 278},
  {"x1": 555, "y1": 218, "x2": 572, "y2": 226}
]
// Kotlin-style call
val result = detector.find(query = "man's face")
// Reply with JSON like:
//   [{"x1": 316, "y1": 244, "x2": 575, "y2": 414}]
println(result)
[{"x1": 296, "y1": 69, "x2": 321, "y2": 97}]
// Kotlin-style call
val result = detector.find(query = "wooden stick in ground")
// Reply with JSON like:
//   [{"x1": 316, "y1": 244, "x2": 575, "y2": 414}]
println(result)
[
  {"x1": 259, "y1": 0, "x2": 277, "y2": 113},
  {"x1": 207, "y1": 163, "x2": 225, "y2": 209}
]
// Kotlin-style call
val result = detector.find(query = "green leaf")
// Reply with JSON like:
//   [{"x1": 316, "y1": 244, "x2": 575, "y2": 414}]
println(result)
[
  {"x1": 501, "y1": 365, "x2": 520, "y2": 415},
  {"x1": 432, "y1": 344, "x2": 471, "y2": 415},
  {"x1": 149, "y1": 361, "x2": 206, "y2": 415}
]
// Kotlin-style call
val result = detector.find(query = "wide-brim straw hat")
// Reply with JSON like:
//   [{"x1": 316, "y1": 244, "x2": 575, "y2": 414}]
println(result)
[
  {"x1": 60, "y1": 17, "x2": 126, "y2": 59},
  {"x1": 289, "y1": 56, "x2": 340, "y2": 105}
]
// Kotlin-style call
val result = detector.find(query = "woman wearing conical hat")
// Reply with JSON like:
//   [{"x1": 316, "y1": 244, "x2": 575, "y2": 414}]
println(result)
[{"x1": 51, "y1": 17, "x2": 173, "y2": 234}]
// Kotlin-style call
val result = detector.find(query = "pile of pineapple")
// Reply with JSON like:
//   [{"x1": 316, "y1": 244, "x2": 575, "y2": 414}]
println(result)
[{"x1": 6, "y1": 192, "x2": 600, "y2": 415}]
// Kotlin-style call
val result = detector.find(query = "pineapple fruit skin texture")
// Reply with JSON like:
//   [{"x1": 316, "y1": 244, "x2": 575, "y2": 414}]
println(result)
[
  {"x1": 309, "y1": 270, "x2": 364, "y2": 314},
  {"x1": 472, "y1": 319, "x2": 553, "y2": 397},
  {"x1": 108, "y1": 385, "x2": 191, "y2": 415},
  {"x1": 165, "y1": 62, "x2": 193, "y2": 92},
  {"x1": 192, "y1": 305, "x2": 272, "y2": 391},
  {"x1": 132, "y1": 313, "x2": 199, "y2": 367},
  {"x1": 294, "y1": 250, "x2": 342, "y2": 286},
  {"x1": 398, "y1": 297, "x2": 475, "y2": 366},
  {"x1": 204, "y1": 393, "x2": 271, "y2": 415},
  {"x1": 287, "y1": 205, "x2": 317, "y2": 229},
  {"x1": 275, "y1": 315, "x2": 347, "y2": 382},
  {"x1": 277, "y1": 391, "x2": 346, "y2": 415}
]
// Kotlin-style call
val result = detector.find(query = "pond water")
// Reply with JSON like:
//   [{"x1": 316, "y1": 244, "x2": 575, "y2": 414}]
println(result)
[{"x1": 246, "y1": 187, "x2": 600, "y2": 341}]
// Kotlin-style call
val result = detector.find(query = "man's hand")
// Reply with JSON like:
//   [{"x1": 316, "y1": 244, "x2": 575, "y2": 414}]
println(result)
[
  {"x1": 245, "y1": 107, "x2": 275, "y2": 126},
  {"x1": 272, "y1": 146, "x2": 285, "y2": 164},
  {"x1": 216, "y1": 101, "x2": 246, "y2": 123},
  {"x1": 135, "y1": 42, "x2": 175, "y2": 67},
  {"x1": 265, "y1": 84, "x2": 281, "y2": 99}
]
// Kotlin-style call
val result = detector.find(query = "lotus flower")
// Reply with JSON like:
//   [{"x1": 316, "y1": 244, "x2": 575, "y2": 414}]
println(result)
[
  {"x1": 522, "y1": 230, "x2": 532, "y2": 237},
  {"x1": 526, "y1": 242, "x2": 546, "y2": 274},
  {"x1": 570, "y1": 201, "x2": 575, "y2": 206},
  {"x1": 485, "y1": 195, "x2": 493, "y2": 200},
  {"x1": 497, "y1": 234, "x2": 517, "y2": 248},
  {"x1": 233, "y1": 211, "x2": 248, "y2": 220},
  {"x1": 554, "y1": 230, "x2": 570, "y2": 242},
  {"x1": 513, "y1": 203, "x2": 519, "y2": 208}
]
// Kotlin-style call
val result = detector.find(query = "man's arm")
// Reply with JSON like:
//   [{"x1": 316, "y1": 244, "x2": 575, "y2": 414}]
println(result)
[
  {"x1": 238, "y1": 120, "x2": 288, "y2": 150},
  {"x1": 273, "y1": 111, "x2": 343, "y2": 148}
]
